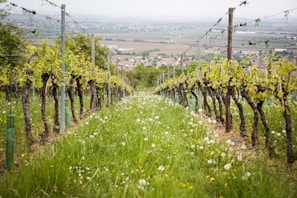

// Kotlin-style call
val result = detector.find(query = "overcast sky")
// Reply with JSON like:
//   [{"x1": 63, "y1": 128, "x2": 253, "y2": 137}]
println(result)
[{"x1": 5, "y1": 0, "x2": 297, "y2": 19}]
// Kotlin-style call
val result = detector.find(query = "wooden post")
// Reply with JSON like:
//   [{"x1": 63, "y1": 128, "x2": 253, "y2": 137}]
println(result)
[{"x1": 226, "y1": 7, "x2": 233, "y2": 133}]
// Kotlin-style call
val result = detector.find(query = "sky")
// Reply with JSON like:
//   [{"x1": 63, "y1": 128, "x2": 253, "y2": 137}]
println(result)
[{"x1": 4, "y1": 0, "x2": 297, "y2": 19}]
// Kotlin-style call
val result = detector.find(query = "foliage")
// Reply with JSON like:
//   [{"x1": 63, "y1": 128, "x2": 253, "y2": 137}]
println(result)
[
  {"x1": 126, "y1": 64, "x2": 162, "y2": 89},
  {"x1": 64, "y1": 33, "x2": 114, "y2": 72},
  {"x1": 0, "y1": 20, "x2": 26, "y2": 103},
  {"x1": 154, "y1": 55, "x2": 297, "y2": 165},
  {"x1": 0, "y1": 0, "x2": 9, "y2": 19}
]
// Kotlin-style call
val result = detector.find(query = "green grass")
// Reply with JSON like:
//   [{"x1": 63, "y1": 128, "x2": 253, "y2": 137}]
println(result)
[{"x1": 1, "y1": 94, "x2": 296, "y2": 197}]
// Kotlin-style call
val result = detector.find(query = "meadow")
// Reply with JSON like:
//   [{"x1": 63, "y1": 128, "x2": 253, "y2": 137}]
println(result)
[{"x1": 1, "y1": 93, "x2": 296, "y2": 197}]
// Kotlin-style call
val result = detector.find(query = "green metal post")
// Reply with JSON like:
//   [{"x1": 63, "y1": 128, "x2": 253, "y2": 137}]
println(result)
[
  {"x1": 292, "y1": 91, "x2": 296, "y2": 104},
  {"x1": 189, "y1": 95, "x2": 196, "y2": 111},
  {"x1": 6, "y1": 114, "x2": 15, "y2": 170},
  {"x1": 175, "y1": 93, "x2": 180, "y2": 103},
  {"x1": 267, "y1": 98, "x2": 272, "y2": 106},
  {"x1": 65, "y1": 98, "x2": 71, "y2": 127}
]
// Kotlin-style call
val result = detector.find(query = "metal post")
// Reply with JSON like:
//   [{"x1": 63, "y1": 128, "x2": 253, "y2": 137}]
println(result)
[
  {"x1": 181, "y1": 54, "x2": 184, "y2": 74},
  {"x1": 198, "y1": 40, "x2": 203, "y2": 112},
  {"x1": 107, "y1": 54, "x2": 111, "y2": 106},
  {"x1": 6, "y1": 56, "x2": 15, "y2": 171},
  {"x1": 226, "y1": 7, "x2": 233, "y2": 133},
  {"x1": 167, "y1": 65, "x2": 170, "y2": 79},
  {"x1": 227, "y1": 8, "x2": 233, "y2": 61},
  {"x1": 173, "y1": 64, "x2": 176, "y2": 78},
  {"x1": 60, "y1": 4, "x2": 66, "y2": 132},
  {"x1": 91, "y1": 34, "x2": 95, "y2": 67},
  {"x1": 6, "y1": 114, "x2": 15, "y2": 170}
]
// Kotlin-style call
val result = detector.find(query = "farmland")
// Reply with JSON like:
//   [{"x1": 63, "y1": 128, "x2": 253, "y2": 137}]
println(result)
[
  {"x1": 97, "y1": 19, "x2": 297, "y2": 58},
  {"x1": 6, "y1": 13, "x2": 297, "y2": 59}
]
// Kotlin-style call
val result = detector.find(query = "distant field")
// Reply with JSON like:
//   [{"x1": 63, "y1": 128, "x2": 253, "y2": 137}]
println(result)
[
  {"x1": 37, "y1": 28, "x2": 296, "y2": 57},
  {"x1": 98, "y1": 28, "x2": 297, "y2": 57}
]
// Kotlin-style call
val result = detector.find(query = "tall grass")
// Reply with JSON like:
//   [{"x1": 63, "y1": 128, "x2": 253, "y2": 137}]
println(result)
[{"x1": 1, "y1": 94, "x2": 296, "y2": 197}]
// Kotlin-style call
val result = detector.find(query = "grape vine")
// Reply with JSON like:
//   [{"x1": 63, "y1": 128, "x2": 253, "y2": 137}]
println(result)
[{"x1": 154, "y1": 55, "x2": 297, "y2": 166}]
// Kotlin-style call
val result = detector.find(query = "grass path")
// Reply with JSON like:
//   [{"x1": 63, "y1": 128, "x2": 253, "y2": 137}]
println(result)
[{"x1": 1, "y1": 94, "x2": 296, "y2": 197}]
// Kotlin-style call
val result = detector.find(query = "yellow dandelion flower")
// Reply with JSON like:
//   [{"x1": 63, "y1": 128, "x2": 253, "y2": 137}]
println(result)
[{"x1": 188, "y1": 185, "x2": 193, "y2": 190}]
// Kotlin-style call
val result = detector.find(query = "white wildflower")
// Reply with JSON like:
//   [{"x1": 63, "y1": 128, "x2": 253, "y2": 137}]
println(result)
[
  {"x1": 138, "y1": 179, "x2": 146, "y2": 187},
  {"x1": 237, "y1": 153, "x2": 243, "y2": 161},
  {"x1": 157, "y1": 165, "x2": 165, "y2": 171},
  {"x1": 271, "y1": 130, "x2": 275, "y2": 134},
  {"x1": 224, "y1": 163, "x2": 231, "y2": 170},
  {"x1": 282, "y1": 129, "x2": 286, "y2": 134},
  {"x1": 241, "y1": 144, "x2": 247, "y2": 150},
  {"x1": 242, "y1": 171, "x2": 251, "y2": 180}
]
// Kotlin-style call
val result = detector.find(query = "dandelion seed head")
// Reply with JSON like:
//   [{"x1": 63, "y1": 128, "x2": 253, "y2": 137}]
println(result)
[
  {"x1": 241, "y1": 144, "x2": 247, "y2": 150},
  {"x1": 157, "y1": 165, "x2": 165, "y2": 171},
  {"x1": 226, "y1": 139, "x2": 232, "y2": 144},
  {"x1": 224, "y1": 163, "x2": 231, "y2": 170},
  {"x1": 138, "y1": 179, "x2": 146, "y2": 186},
  {"x1": 237, "y1": 153, "x2": 243, "y2": 161},
  {"x1": 282, "y1": 129, "x2": 286, "y2": 133}
]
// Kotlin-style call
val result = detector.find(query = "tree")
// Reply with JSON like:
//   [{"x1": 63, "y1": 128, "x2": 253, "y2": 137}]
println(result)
[
  {"x1": 0, "y1": 0, "x2": 9, "y2": 19},
  {"x1": 65, "y1": 33, "x2": 110, "y2": 70},
  {"x1": 0, "y1": 12, "x2": 26, "y2": 103}
]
